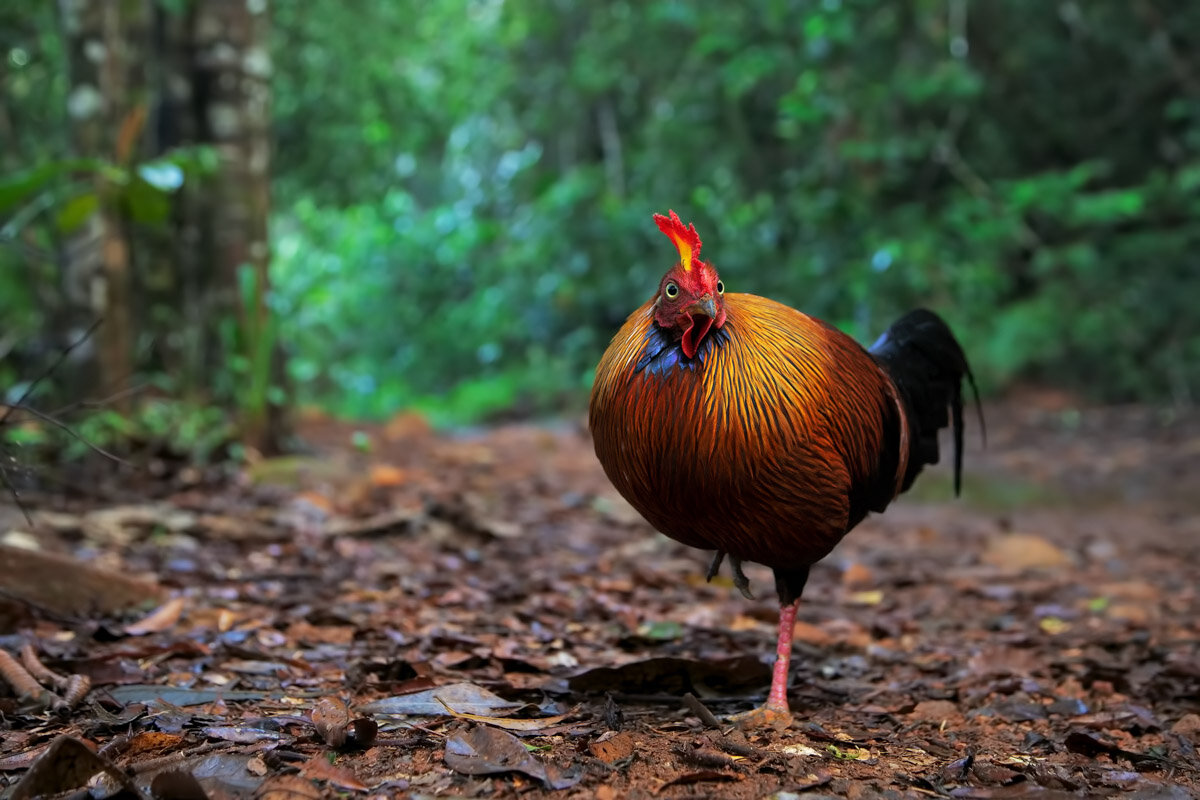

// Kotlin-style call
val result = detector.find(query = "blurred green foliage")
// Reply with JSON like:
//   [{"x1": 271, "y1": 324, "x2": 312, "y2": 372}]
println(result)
[
  {"x1": 4, "y1": 1, "x2": 1200, "y2": 428},
  {"x1": 1, "y1": 0, "x2": 70, "y2": 393},
  {"x1": 5, "y1": 395, "x2": 236, "y2": 465},
  {"x1": 271, "y1": 0, "x2": 1200, "y2": 420}
]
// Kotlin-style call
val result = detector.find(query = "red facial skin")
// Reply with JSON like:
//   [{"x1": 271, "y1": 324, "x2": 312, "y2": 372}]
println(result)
[{"x1": 652, "y1": 262, "x2": 728, "y2": 359}]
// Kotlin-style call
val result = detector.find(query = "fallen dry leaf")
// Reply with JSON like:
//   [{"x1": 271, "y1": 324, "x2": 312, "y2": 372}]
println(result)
[
  {"x1": 568, "y1": 655, "x2": 769, "y2": 696},
  {"x1": 149, "y1": 769, "x2": 209, "y2": 800},
  {"x1": 1, "y1": 405, "x2": 1198, "y2": 799},
  {"x1": 125, "y1": 597, "x2": 186, "y2": 636},
  {"x1": 310, "y1": 696, "x2": 377, "y2": 750},
  {"x1": 359, "y1": 682, "x2": 522, "y2": 717},
  {"x1": 435, "y1": 695, "x2": 570, "y2": 731},
  {"x1": 120, "y1": 730, "x2": 185, "y2": 760},
  {"x1": 299, "y1": 753, "x2": 369, "y2": 791},
  {"x1": 444, "y1": 725, "x2": 580, "y2": 790},
  {"x1": 255, "y1": 774, "x2": 322, "y2": 800},
  {"x1": 8, "y1": 736, "x2": 139, "y2": 800},
  {"x1": 0, "y1": 544, "x2": 163, "y2": 622}
]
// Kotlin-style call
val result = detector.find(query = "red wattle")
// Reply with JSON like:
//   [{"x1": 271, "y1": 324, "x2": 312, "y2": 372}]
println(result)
[{"x1": 681, "y1": 314, "x2": 715, "y2": 359}]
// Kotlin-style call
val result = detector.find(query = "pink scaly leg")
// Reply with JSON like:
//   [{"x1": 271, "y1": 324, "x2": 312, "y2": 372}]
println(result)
[
  {"x1": 731, "y1": 599, "x2": 798, "y2": 728},
  {"x1": 765, "y1": 599, "x2": 799, "y2": 711}
]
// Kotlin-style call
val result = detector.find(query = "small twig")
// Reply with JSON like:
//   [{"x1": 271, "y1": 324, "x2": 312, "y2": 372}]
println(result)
[
  {"x1": 671, "y1": 741, "x2": 739, "y2": 770},
  {"x1": 0, "y1": 319, "x2": 118, "y2": 524},
  {"x1": 0, "y1": 462, "x2": 32, "y2": 525},
  {"x1": 19, "y1": 643, "x2": 68, "y2": 690},
  {"x1": 96, "y1": 733, "x2": 132, "y2": 760},
  {"x1": 708, "y1": 734, "x2": 767, "y2": 759},
  {"x1": 50, "y1": 380, "x2": 150, "y2": 416},
  {"x1": 6, "y1": 403, "x2": 129, "y2": 465},
  {"x1": 125, "y1": 740, "x2": 231, "y2": 775},
  {"x1": 682, "y1": 692, "x2": 722, "y2": 730},
  {"x1": 0, "y1": 319, "x2": 102, "y2": 430},
  {"x1": 390, "y1": 718, "x2": 448, "y2": 739}
]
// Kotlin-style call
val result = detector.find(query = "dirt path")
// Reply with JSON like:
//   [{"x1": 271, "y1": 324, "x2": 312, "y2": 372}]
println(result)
[{"x1": 1, "y1": 403, "x2": 1198, "y2": 798}]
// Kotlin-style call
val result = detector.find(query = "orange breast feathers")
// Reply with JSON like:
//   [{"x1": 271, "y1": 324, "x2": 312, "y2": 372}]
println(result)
[{"x1": 589, "y1": 292, "x2": 908, "y2": 570}]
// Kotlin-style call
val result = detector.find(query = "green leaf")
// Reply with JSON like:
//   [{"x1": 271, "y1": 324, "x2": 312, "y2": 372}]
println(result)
[
  {"x1": 636, "y1": 620, "x2": 686, "y2": 641},
  {"x1": 1068, "y1": 189, "x2": 1146, "y2": 226},
  {"x1": 0, "y1": 164, "x2": 56, "y2": 215},
  {"x1": 54, "y1": 191, "x2": 99, "y2": 233},
  {"x1": 123, "y1": 176, "x2": 171, "y2": 226},
  {"x1": 0, "y1": 158, "x2": 111, "y2": 215}
]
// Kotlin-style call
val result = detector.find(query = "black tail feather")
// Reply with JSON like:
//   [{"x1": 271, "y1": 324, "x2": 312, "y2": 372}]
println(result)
[{"x1": 869, "y1": 309, "x2": 984, "y2": 495}]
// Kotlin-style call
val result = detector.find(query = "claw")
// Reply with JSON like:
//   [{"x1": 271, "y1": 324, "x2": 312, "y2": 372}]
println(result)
[
  {"x1": 729, "y1": 557, "x2": 754, "y2": 600},
  {"x1": 706, "y1": 551, "x2": 725, "y2": 582},
  {"x1": 706, "y1": 552, "x2": 755, "y2": 599}
]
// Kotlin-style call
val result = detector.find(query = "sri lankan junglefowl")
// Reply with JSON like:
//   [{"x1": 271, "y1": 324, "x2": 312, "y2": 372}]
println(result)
[{"x1": 589, "y1": 210, "x2": 981, "y2": 726}]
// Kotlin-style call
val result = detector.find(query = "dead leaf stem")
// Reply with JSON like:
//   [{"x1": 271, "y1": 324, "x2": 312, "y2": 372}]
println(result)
[
  {"x1": 0, "y1": 648, "x2": 48, "y2": 701},
  {"x1": 20, "y1": 643, "x2": 68, "y2": 690}
]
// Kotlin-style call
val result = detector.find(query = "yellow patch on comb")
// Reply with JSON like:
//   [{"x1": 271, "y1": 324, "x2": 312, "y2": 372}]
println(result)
[{"x1": 653, "y1": 210, "x2": 703, "y2": 272}]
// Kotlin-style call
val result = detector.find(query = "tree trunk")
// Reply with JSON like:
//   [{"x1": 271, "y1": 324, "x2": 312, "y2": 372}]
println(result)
[
  {"x1": 57, "y1": 0, "x2": 149, "y2": 409},
  {"x1": 191, "y1": 0, "x2": 278, "y2": 454},
  {"x1": 57, "y1": 0, "x2": 284, "y2": 451}
]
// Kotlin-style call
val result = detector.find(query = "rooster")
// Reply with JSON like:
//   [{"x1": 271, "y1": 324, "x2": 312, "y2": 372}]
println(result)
[{"x1": 589, "y1": 210, "x2": 981, "y2": 726}]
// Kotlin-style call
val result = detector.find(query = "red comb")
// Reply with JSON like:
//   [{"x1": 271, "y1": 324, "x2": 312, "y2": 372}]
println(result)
[{"x1": 652, "y1": 210, "x2": 702, "y2": 271}]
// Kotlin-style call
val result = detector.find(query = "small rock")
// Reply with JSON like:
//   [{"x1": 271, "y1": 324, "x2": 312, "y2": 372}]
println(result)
[
  {"x1": 1171, "y1": 713, "x2": 1200, "y2": 738},
  {"x1": 982, "y1": 533, "x2": 1071, "y2": 571},
  {"x1": 910, "y1": 700, "x2": 962, "y2": 725},
  {"x1": 822, "y1": 619, "x2": 871, "y2": 649},
  {"x1": 841, "y1": 562, "x2": 874, "y2": 588},
  {"x1": 1098, "y1": 580, "x2": 1160, "y2": 601},
  {"x1": 791, "y1": 620, "x2": 833, "y2": 647},
  {"x1": 589, "y1": 731, "x2": 635, "y2": 763},
  {"x1": 1048, "y1": 697, "x2": 1089, "y2": 717},
  {"x1": 1106, "y1": 602, "x2": 1155, "y2": 625}
]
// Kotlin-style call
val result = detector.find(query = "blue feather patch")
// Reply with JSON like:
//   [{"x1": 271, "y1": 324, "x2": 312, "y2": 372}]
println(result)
[{"x1": 634, "y1": 324, "x2": 731, "y2": 377}]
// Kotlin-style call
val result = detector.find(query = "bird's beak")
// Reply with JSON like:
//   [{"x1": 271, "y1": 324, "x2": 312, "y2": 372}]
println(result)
[
  {"x1": 686, "y1": 296, "x2": 718, "y2": 321},
  {"x1": 680, "y1": 295, "x2": 718, "y2": 359}
]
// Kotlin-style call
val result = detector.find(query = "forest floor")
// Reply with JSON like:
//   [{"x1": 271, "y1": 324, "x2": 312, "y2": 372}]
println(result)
[{"x1": 1, "y1": 398, "x2": 1198, "y2": 799}]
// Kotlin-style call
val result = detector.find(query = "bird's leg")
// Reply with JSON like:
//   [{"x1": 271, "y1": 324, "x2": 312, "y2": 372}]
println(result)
[
  {"x1": 730, "y1": 566, "x2": 810, "y2": 729},
  {"x1": 705, "y1": 551, "x2": 725, "y2": 582},
  {"x1": 765, "y1": 598, "x2": 800, "y2": 712},
  {"x1": 729, "y1": 557, "x2": 754, "y2": 600},
  {"x1": 729, "y1": 599, "x2": 797, "y2": 729}
]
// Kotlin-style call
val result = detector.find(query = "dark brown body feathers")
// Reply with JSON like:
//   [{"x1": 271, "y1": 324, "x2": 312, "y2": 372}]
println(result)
[{"x1": 590, "y1": 293, "x2": 927, "y2": 572}]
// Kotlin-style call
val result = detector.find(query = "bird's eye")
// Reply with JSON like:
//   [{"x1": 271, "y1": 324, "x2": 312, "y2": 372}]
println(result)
[
  {"x1": 664, "y1": 282, "x2": 679, "y2": 299},
  {"x1": 716, "y1": 281, "x2": 724, "y2": 295}
]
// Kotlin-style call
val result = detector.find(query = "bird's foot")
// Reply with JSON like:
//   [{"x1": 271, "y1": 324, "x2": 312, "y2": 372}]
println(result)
[
  {"x1": 729, "y1": 557, "x2": 754, "y2": 600},
  {"x1": 705, "y1": 552, "x2": 755, "y2": 599},
  {"x1": 728, "y1": 703, "x2": 793, "y2": 731}
]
